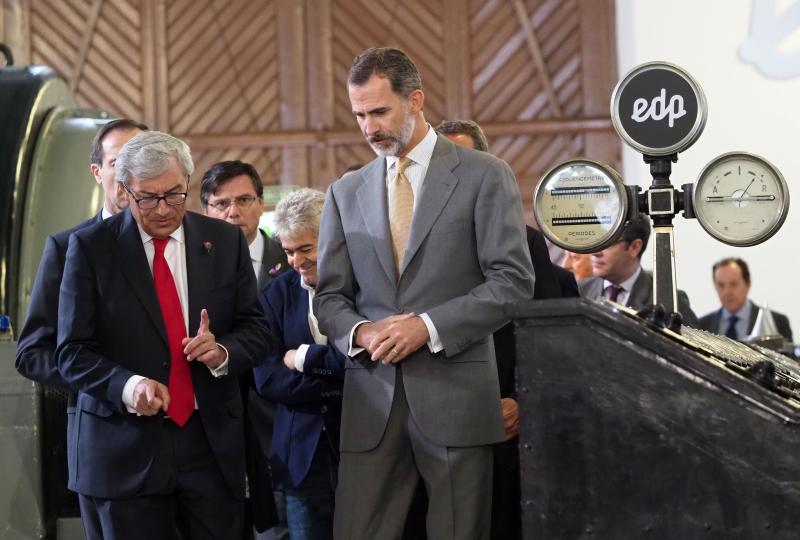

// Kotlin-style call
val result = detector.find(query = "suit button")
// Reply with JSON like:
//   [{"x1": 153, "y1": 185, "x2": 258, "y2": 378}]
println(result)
[
  {"x1": 320, "y1": 405, "x2": 329, "y2": 414},
  {"x1": 162, "y1": 362, "x2": 168, "y2": 368}
]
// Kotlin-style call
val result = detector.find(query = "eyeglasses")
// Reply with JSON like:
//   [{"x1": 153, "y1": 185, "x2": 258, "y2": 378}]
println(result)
[
  {"x1": 124, "y1": 182, "x2": 188, "y2": 210},
  {"x1": 207, "y1": 195, "x2": 259, "y2": 212}
]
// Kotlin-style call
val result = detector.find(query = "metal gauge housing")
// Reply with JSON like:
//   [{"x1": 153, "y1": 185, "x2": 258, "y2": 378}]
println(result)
[
  {"x1": 534, "y1": 159, "x2": 629, "y2": 254},
  {"x1": 693, "y1": 152, "x2": 789, "y2": 247}
]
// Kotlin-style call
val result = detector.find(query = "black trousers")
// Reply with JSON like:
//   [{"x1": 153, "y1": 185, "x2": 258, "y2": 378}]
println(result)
[{"x1": 78, "y1": 414, "x2": 244, "y2": 540}]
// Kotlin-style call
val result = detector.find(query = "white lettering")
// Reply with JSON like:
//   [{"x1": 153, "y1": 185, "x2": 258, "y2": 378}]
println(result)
[{"x1": 630, "y1": 88, "x2": 687, "y2": 128}]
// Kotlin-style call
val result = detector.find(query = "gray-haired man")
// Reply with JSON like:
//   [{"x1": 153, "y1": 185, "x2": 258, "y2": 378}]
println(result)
[{"x1": 56, "y1": 130, "x2": 272, "y2": 539}]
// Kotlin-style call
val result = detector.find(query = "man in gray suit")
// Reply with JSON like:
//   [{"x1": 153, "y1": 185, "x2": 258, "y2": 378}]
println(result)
[
  {"x1": 578, "y1": 213, "x2": 698, "y2": 325},
  {"x1": 314, "y1": 47, "x2": 535, "y2": 539}
]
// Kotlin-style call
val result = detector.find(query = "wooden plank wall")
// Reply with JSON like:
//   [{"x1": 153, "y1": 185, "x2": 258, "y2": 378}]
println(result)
[{"x1": 3, "y1": 0, "x2": 620, "y2": 210}]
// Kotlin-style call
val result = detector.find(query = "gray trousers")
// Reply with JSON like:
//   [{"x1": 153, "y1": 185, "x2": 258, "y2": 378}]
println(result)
[{"x1": 333, "y1": 372, "x2": 493, "y2": 540}]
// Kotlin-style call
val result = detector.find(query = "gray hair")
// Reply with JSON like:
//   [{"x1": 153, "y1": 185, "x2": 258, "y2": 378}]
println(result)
[
  {"x1": 273, "y1": 188, "x2": 326, "y2": 240},
  {"x1": 115, "y1": 130, "x2": 194, "y2": 184}
]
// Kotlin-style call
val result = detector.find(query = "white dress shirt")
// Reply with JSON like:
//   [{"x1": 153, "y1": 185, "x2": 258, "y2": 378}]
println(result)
[
  {"x1": 122, "y1": 225, "x2": 228, "y2": 413},
  {"x1": 294, "y1": 277, "x2": 328, "y2": 372},
  {"x1": 249, "y1": 230, "x2": 264, "y2": 279},
  {"x1": 348, "y1": 125, "x2": 444, "y2": 356}
]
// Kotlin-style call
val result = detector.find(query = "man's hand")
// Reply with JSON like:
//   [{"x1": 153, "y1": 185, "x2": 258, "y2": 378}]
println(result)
[
  {"x1": 354, "y1": 313, "x2": 416, "y2": 353},
  {"x1": 182, "y1": 309, "x2": 225, "y2": 369},
  {"x1": 132, "y1": 378, "x2": 171, "y2": 416},
  {"x1": 283, "y1": 349, "x2": 298, "y2": 370},
  {"x1": 369, "y1": 314, "x2": 430, "y2": 364},
  {"x1": 501, "y1": 397, "x2": 519, "y2": 440}
]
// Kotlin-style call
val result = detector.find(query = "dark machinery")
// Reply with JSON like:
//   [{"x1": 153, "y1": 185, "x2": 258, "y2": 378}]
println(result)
[
  {"x1": 1, "y1": 45, "x2": 110, "y2": 538},
  {"x1": 514, "y1": 298, "x2": 800, "y2": 539}
]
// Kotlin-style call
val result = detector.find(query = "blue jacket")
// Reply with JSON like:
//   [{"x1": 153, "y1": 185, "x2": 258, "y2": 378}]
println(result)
[{"x1": 255, "y1": 270, "x2": 344, "y2": 488}]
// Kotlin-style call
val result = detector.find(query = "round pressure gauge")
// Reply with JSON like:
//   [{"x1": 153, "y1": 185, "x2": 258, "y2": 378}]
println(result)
[
  {"x1": 693, "y1": 152, "x2": 789, "y2": 246},
  {"x1": 533, "y1": 159, "x2": 629, "y2": 254}
]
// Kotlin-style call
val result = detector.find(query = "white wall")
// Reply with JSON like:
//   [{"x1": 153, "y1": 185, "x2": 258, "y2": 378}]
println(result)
[{"x1": 615, "y1": 0, "x2": 800, "y2": 331}]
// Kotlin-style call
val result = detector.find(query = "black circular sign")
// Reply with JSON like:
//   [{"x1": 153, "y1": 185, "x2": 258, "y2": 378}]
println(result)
[{"x1": 611, "y1": 62, "x2": 707, "y2": 156}]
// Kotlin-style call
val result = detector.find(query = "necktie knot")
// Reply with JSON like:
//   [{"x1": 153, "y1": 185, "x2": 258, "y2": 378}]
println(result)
[
  {"x1": 396, "y1": 156, "x2": 412, "y2": 177},
  {"x1": 606, "y1": 284, "x2": 623, "y2": 302},
  {"x1": 153, "y1": 237, "x2": 169, "y2": 255}
]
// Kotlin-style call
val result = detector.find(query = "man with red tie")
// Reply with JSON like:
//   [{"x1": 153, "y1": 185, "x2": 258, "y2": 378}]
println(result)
[{"x1": 56, "y1": 131, "x2": 272, "y2": 539}]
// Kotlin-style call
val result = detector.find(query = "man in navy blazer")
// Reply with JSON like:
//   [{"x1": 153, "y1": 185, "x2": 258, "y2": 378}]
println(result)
[
  {"x1": 56, "y1": 131, "x2": 272, "y2": 539},
  {"x1": 255, "y1": 188, "x2": 344, "y2": 539}
]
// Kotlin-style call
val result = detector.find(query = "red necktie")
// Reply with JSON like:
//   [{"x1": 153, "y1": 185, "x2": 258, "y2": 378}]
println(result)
[{"x1": 152, "y1": 237, "x2": 194, "y2": 426}]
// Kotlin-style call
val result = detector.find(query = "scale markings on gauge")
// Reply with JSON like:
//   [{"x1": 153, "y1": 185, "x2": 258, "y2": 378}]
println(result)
[
  {"x1": 534, "y1": 159, "x2": 628, "y2": 254},
  {"x1": 693, "y1": 152, "x2": 789, "y2": 247}
]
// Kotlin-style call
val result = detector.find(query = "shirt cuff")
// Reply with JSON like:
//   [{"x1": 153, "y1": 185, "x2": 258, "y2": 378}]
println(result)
[
  {"x1": 209, "y1": 343, "x2": 229, "y2": 377},
  {"x1": 348, "y1": 320, "x2": 371, "y2": 357},
  {"x1": 122, "y1": 374, "x2": 146, "y2": 414},
  {"x1": 420, "y1": 313, "x2": 444, "y2": 353},
  {"x1": 295, "y1": 344, "x2": 310, "y2": 372}
]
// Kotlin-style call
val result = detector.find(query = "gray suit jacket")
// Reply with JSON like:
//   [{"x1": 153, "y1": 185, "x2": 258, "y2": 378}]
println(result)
[
  {"x1": 315, "y1": 135, "x2": 535, "y2": 451},
  {"x1": 579, "y1": 269, "x2": 698, "y2": 326}
]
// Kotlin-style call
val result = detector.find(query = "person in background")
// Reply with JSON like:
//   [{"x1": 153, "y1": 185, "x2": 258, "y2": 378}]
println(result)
[
  {"x1": 57, "y1": 131, "x2": 272, "y2": 539},
  {"x1": 201, "y1": 160, "x2": 289, "y2": 539},
  {"x1": 578, "y1": 214, "x2": 698, "y2": 325},
  {"x1": 17, "y1": 118, "x2": 147, "y2": 386},
  {"x1": 436, "y1": 117, "x2": 577, "y2": 539},
  {"x1": 315, "y1": 47, "x2": 535, "y2": 539},
  {"x1": 698, "y1": 257, "x2": 793, "y2": 341},
  {"x1": 254, "y1": 188, "x2": 344, "y2": 540},
  {"x1": 15, "y1": 118, "x2": 147, "y2": 531},
  {"x1": 563, "y1": 251, "x2": 593, "y2": 281}
]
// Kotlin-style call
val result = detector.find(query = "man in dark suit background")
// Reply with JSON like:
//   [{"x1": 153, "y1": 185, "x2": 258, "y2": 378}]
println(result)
[
  {"x1": 579, "y1": 213, "x2": 698, "y2": 326},
  {"x1": 15, "y1": 118, "x2": 147, "y2": 531},
  {"x1": 16, "y1": 118, "x2": 147, "y2": 387},
  {"x1": 698, "y1": 257, "x2": 793, "y2": 341},
  {"x1": 56, "y1": 131, "x2": 272, "y2": 539},
  {"x1": 255, "y1": 188, "x2": 345, "y2": 539},
  {"x1": 201, "y1": 160, "x2": 289, "y2": 538},
  {"x1": 437, "y1": 118, "x2": 578, "y2": 539}
]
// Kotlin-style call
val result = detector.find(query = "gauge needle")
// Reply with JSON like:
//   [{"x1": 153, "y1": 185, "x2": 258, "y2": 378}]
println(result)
[{"x1": 740, "y1": 178, "x2": 756, "y2": 197}]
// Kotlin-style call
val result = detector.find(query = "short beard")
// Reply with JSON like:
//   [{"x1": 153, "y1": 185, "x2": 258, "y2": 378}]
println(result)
[{"x1": 368, "y1": 107, "x2": 416, "y2": 157}]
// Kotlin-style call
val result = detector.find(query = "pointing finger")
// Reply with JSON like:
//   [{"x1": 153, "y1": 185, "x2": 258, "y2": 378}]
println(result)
[{"x1": 198, "y1": 308, "x2": 210, "y2": 335}]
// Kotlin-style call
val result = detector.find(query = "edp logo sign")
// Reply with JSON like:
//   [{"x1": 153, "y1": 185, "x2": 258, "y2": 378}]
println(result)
[{"x1": 611, "y1": 62, "x2": 707, "y2": 156}]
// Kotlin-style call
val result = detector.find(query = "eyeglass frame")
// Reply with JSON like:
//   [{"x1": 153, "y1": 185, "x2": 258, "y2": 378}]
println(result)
[
  {"x1": 123, "y1": 178, "x2": 190, "y2": 210},
  {"x1": 205, "y1": 195, "x2": 260, "y2": 212}
]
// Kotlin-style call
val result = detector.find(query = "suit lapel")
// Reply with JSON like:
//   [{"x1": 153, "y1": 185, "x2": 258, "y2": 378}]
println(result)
[
  {"x1": 747, "y1": 302, "x2": 759, "y2": 333},
  {"x1": 628, "y1": 270, "x2": 651, "y2": 308},
  {"x1": 402, "y1": 137, "x2": 459, "y2": 276},
  {"x1": 256, "y1": 230, "x2": 270, "y2": 291},
  {"x1": 183, "y1": 212, "x2": 213, "y2": 335},
  {"x1": 111, "y1": 210, "x2": 168, "y2": 346},
  {"x1": 356, "y1": 160, "x2": 397, "y2": 285}
]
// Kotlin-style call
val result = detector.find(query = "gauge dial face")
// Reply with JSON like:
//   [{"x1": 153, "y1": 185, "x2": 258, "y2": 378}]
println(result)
[
  {"x1": 533, "y1": 159, "x2": 628, "y2": 253},
  {"x1": 693, "y1": 152, "x2": 789, "y2": 247}
]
